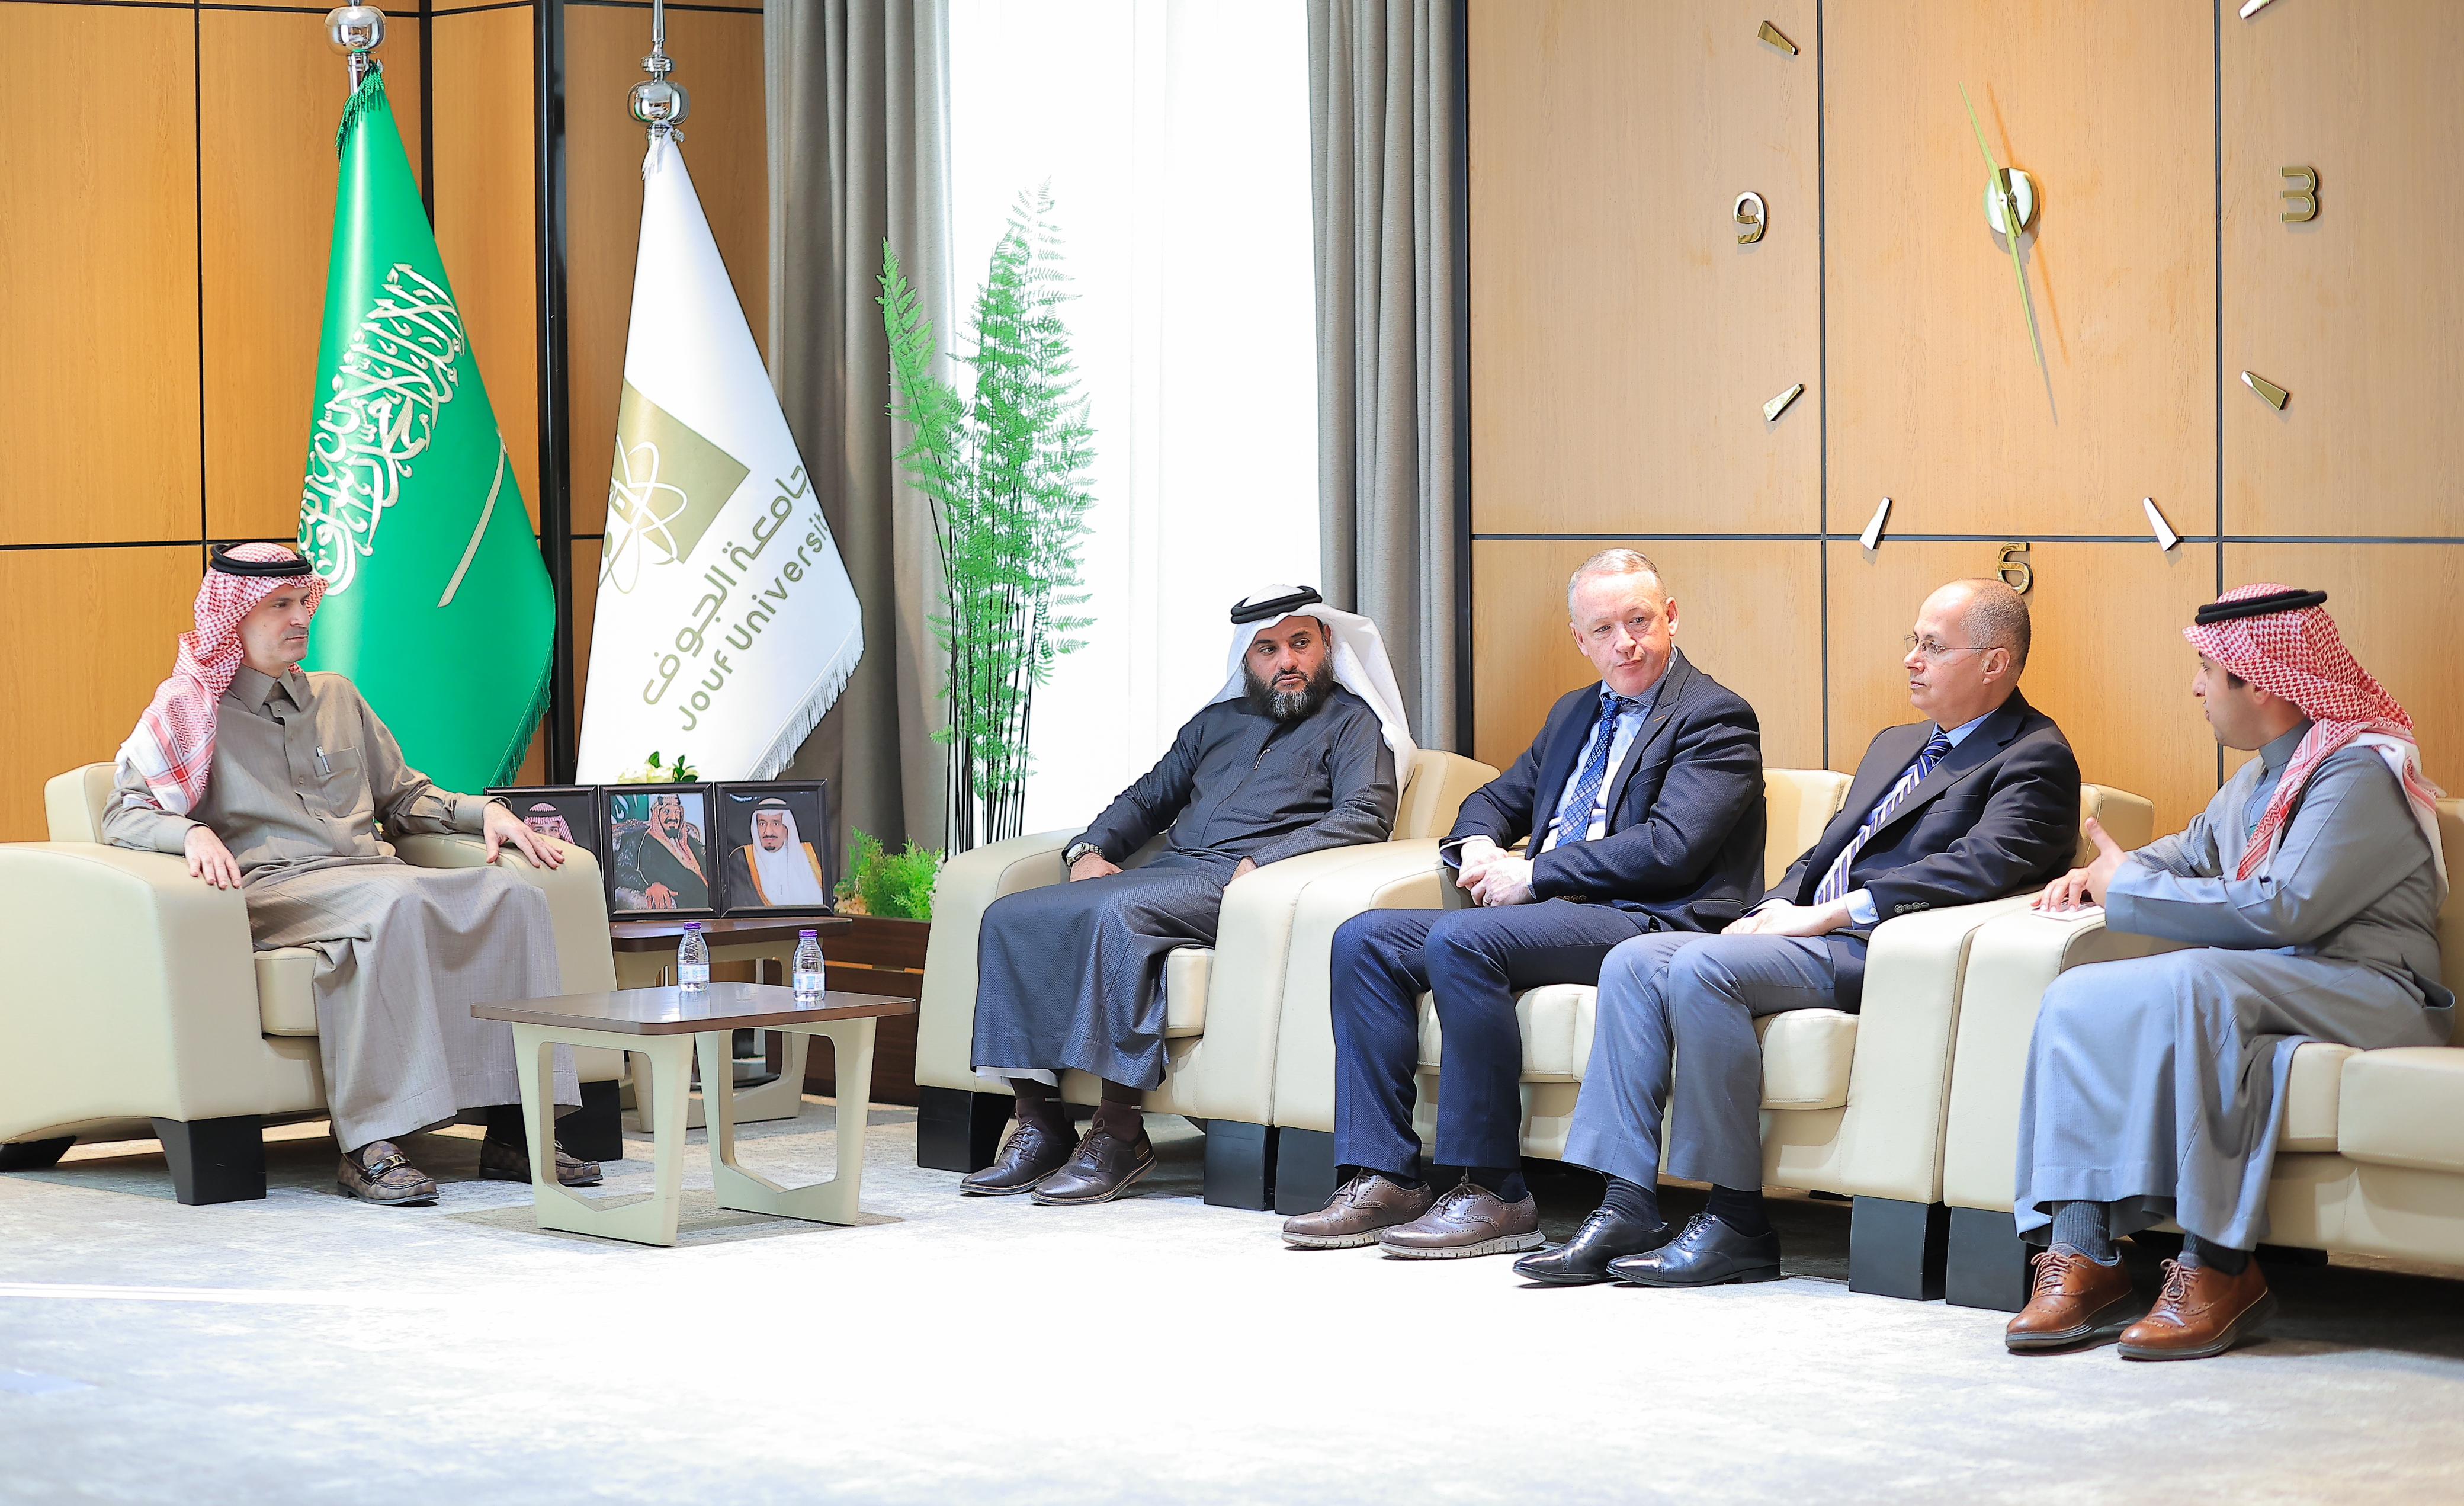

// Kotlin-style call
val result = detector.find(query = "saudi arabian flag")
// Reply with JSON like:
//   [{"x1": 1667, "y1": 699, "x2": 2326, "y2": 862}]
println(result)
[
  {"x1": 296, "y1": 66, "x2": 554, "y2": 790},
  {"x1": 576, "y1": 134, "x2": 863, "y2": 781}
]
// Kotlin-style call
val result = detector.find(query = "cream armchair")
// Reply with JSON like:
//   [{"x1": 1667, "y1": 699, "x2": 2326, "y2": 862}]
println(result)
[
  {"x1": 0, "y1": 764, "x2": 627, "y2": 1204},
  {"x1": 1939, "y1": 799, "x2": 2464, "y2": 1310},
  {"x1": 1265, "y1": 773, "x2": 2154, "y2": 1300},
  {"x1": 911, "y1": 748, "x2": 1497, "y2": 1208}
]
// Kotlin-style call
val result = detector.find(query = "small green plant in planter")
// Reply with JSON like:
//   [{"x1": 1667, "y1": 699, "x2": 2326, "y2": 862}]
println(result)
[
  {"x1": 614, "y1": 750, "x2": 699, "y2": 784},
  {"x1": 837, "y1": 829, "x2": 944, "y2": 921}
]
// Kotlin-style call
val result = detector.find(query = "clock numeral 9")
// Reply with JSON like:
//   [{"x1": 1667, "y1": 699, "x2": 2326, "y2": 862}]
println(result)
[{"x1": 2280, "y1": 165, "x2": 2319, "y2": 225}]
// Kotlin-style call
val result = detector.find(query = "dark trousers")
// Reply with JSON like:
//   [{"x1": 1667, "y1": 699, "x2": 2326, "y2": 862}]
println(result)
[{"x1": 1331, "y1": 900, "x2": 1656, "y2": 1177}]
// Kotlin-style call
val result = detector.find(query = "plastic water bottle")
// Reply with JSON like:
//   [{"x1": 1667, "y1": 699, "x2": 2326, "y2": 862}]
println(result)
[
  {"x1": 793, "y1": 928, "x2": 826, "y2": 1001},
  {"x1": 676, "y1": 921, "x2": 710, "y2": 991}
]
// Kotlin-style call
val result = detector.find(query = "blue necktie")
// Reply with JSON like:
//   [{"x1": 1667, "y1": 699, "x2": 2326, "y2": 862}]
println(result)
[
  {"x1": 1548, "y1": 692, "x2": 1642, "y2": 850},
  {"x1": 1813, "y1": 729, "x2": 1955, "y2": 905}
]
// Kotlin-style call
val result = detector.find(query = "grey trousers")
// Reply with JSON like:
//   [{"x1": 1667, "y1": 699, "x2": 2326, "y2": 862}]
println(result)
[{"x1": 1563, "y1": 931, "x2": 1843, "y2": 1192}]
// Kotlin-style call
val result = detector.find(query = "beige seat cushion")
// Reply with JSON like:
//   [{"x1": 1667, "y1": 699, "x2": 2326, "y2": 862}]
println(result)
[
  {"x1": 1163, "y1": 947, "x2": 1209, "y2": 1039},
  {"x1": 2279, "y1": 1041, "x2": 2354, "y2": 1154},
  {"x1": 254, "y1": 947, "x2": 320, "y2": 1036},
  {"x1": 2338, "y1": 1047, "x2": 2464, "y2": 1173},
  {"x1": 1414, "y1": 985, "x2": 1856, "y2": 1110}
]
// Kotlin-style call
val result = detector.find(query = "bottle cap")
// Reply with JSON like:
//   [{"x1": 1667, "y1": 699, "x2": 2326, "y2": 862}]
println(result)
[
  {"x1": 684, "y1": 921, "x2": 702, "y2": 930},
  {"x1": 800, "y1": 928, "x2": 817, "y2": 938}
]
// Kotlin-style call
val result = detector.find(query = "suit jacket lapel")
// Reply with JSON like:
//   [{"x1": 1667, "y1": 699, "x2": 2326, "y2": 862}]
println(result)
[
  {"x1": 1602, "y1": 652, "x2": 1692, "y2": 821},
  {"x1": 1531, "y1": 692, "x2": 1595, "y2": 832},
  {"x1": 1864, "y1": 694, "x2": 2031, "y2": 842}
]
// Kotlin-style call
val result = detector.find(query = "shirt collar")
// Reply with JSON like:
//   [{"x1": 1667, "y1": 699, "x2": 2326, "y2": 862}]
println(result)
[
  {"x1": 230, "y1": 665, "x2": 308, "y2": 710},
  {"x1": 1936, "y1": 709, "x2": 1994, "y2": 746},
  {"x1": 1599, "y1": 677, "x2": 1663, "y2": 720},
  {"x1": 2258, "y1": 717, "x2": 2314, "y2": 776}
]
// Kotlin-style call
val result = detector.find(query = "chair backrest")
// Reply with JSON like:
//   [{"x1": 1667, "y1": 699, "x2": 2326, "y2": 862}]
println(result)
[
  {"x1": 1764, "y1": 769, "x2": 1853, "y2": 892},
  {"x1": 46, "y1": 764, "x2": 117, "y2": 844},
  {"x1": 1394, "y1": 749, "x2": 1500, "y2": 841},
  {"x1": 2438, "y1": 802, "x2": 2464, "y2": 1033},
  {"x1": 2075, "y1": 783, "x2": 2155, "y2": 861}
]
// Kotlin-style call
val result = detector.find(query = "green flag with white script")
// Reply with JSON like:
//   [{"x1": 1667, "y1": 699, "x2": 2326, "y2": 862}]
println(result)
[{"x1": 296, "y1": 66, "x2": 554, "y2": 790}]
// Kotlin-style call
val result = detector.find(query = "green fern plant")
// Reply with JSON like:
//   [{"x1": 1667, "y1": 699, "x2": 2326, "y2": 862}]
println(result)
[
  {"x1": 837, "y1": 829, "x2": 942, "y2": 922},
  {"x1": 879, "y1": 183, "x2": 1096, "y2": 851}
]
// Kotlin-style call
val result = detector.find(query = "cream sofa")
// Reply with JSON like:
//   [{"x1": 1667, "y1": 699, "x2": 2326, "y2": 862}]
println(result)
[
  {"x1": 0, "y1": 764, "x2": 627, "y2": 1204},
  {"x1": 1265, "y1": 771, "x2": 2155, "y2": 1298},
  {"x1": 912, "y1": 749, "x2": 1497, "y2": 1207},
  {"x1": 1940, "y1": 799, "x2": 2464, "y2": 1310}
]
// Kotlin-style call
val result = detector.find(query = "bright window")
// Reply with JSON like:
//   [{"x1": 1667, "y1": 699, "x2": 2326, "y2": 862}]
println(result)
[{"x1": 947, "y1": 0, "x2": 1321, "y2": 835}]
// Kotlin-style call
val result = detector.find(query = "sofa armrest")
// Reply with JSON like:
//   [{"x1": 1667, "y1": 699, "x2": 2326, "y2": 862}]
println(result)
[
  {"x1": 1268, "y1": 839, "x2": 1452, "y2": 1133},
  {"x1": 914, "y1": 830, "x2": 1077, "y2": 1094},
  {"x1": 1939, "y1": 906, "x2": 2185, "y2": 1210},
  {"x1": 393, "y1": 834, "x2": 617, "y2": 994},
  {"x1": 0, "y1": 843, "x2": 269, "y2": 1139}
]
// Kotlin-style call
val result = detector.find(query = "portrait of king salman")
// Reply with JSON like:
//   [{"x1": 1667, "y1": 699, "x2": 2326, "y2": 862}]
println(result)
[
  {"x1": 608, "y1": 789, "x2": 711, "y2": 912},
  {"x1": 714, "y1": 784, "x2": 833, "y2": 914}
]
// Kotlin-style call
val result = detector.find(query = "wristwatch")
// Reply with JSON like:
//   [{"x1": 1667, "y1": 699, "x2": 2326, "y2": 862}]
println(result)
[{"x1": 1063, "y1": 841, "x2": 1103, "y2": 868}]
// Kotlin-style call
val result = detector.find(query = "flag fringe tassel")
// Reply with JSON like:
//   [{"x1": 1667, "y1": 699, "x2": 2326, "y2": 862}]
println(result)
[
  {"x1": 743, "y1": 629, "x2": 866, "y2": 782},
  {"x1": 489, "y1": 651, "x2": 555, "y2": 789},
  {"x1": 334, "y1": 69, "x2": 389, "y2": 156}
]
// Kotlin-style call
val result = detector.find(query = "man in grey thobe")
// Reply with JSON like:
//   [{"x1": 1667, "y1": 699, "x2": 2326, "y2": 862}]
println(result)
[
  {"x1": 104, "y1": 543, "x2": 598, "y2": 1207},
  {"x1": 2010, "y1": 586, "x2": 2450, "y2": 1360},
  {"x1": 962, "y1": 588, "x2": 1409, "y2": 1206}
]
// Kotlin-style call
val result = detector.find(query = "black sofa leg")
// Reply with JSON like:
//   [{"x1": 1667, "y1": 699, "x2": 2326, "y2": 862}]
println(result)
[
  {"x1": 917, "y1": 1087, "x2": 1009, "y2": 1173},
  {"x1": 1271, "y1": 1129, "x2": 1337, "y2": 1217},
  {"x1": 561, "y1": 1078, "x2": 625, "y2": 1164},
  {"x1": 149, "y1": 1116, "x2": 267, "y2": 1206},
  {"x1": 1201, "y1": 1120, "x2": 1277, "y2": 1211},
  {"x1": 1848, "y1": 1196, "x2": 1949, "y2": 1301},
  {"x1": 0, "y1": 1138, "x2": 75, "y2": 1173},
  {"x1": 1945, "y1": 1207, "x2": 2033, "y2": 1312}
]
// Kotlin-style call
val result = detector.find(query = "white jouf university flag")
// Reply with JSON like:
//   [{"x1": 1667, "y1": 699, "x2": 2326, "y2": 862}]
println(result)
[{"x1": 578, "y1": 136, "x2": 864, "y2": 780}]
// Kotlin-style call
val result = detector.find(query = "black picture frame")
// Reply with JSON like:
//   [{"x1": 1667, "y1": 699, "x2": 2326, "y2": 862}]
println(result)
[
  {"x1": 599, "y1": 784, "x2": 719, "y2": 919},
  {"x1": 487, "y1": 785, "x2": 607, "y2": 873},
  {"x1": 711, "y1": 781, "x2": 836, "y2": 917}
]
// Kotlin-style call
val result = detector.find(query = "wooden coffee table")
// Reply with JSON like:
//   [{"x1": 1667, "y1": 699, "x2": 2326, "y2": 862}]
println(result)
[
  {"x1": 608, "y1": 916, "x2": 857, "y2": 1129},
  {"x1": 475, "y1": 982, "x2": 917, "y2": 1247}
]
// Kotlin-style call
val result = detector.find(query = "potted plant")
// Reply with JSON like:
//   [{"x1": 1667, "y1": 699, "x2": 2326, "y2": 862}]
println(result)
[{"x1": 804, "y1": 831, "x2": 942, "y2": 1106}]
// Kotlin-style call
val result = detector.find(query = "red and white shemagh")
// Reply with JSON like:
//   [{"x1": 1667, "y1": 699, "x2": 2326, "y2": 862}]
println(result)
[
  {"x1": 2184, "y1": 582, "x2": 2446, "y2": 898},
  {"x1": 118, "y1": 543, "x2": 327, "y2": 815}
]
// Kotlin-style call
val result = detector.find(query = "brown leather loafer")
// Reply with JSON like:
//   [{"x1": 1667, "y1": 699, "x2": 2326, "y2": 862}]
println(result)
[
  {"x1": 2118, "y1": 1257, "x2": 2275, "y2": 1361},
  {"x1": 477, "y1": 1134, "x2": 604, "y2": 1188},
  {"x1": 338, "y1": 1141, "x2": 438, "y2": 1206},
  {"x1": 1377, "y1": 1178, "x2": 1543, "y2": 1260},
  {"x1": 2006, "y1": 1247, "x2": 2138, "y2": 1353},
  {"x1": 1282, "y1": 1171, "x2": 1437, "y2": 1249},
  {"x1": 1030, "y1": 1116, "x2": 1157, "y2": 1206},
  {"x1": 960, "y1": 1116, "x2": 1076, "y2": 1196}
]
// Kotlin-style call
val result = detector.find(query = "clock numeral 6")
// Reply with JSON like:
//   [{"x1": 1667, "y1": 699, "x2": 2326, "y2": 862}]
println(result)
[{"x1": 2280, "y1": 165, "x2": 2319, "y2": 225}]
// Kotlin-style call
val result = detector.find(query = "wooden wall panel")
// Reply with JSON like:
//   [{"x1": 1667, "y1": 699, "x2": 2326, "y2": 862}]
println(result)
[
  {"x1": 2224, "y1": 544, "x2": 2464, "y2": 800},
  {"x1": 1825, "y1": 1, "x2": 2214, "y2": 538},
  {"x1": 432, "y1": 5, "x2": 541, "y2": 527},
  {"x1": 2222, "y1": 1, "x2": 2464, "y2": 538},
  {"x1": 204, "y1": 17, "x2": 427, "y2": 541},
  {"x1": 566, "y1": 4, "x2": 770, "y2": 537},
  {"x1": 1471, "y1": 540, "x2": 1823, "y2": 773},
  {"x1": 1825, "y1": 542, "x2": 2220, "y2": 831},
  {"x1": 1468, "y1": 0, "x2": 1820, "y2": 536},
  {"x1": 0, "y1": 547, "x2": 200, "y2": 842},
  {"x1": 0, "y1": 4, "x2": 200, "y2": 545}
]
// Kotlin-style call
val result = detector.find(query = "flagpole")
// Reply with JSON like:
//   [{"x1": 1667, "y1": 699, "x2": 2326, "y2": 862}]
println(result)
[
  {"x1": 629, "y1": 0, "x2": 690, "y2": 141},
  {"x1": 326, "y1": 5, "x2": 384, "y2": 89}
]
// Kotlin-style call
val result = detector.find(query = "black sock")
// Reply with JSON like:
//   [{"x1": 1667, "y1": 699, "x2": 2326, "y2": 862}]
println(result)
[
  {"x1": 2184, "y1": 1235, "x2": 2251, "y2": 1276},
  {"x1": 1099, "y1": 1078, "x2": 1143, "y2": 1105},
  {"x1": 1599, "y1": 1175, "x2": 1663, "y2": 1229},
  {"x1": 482, "y1": 1104, "x2": 526, "y2": 1143},
  {"x1": 1339, "y1": 1162, "x2": 1423, "y2": 1191},
  {"x1": 1706, "y1": 1184, "x2": 1770, "y2": 1238},
  {"x1": 2050, "y1": 1200, "x2": 2119, "y2": 1264},
  {"x1": 1465, "y1": 1165, "x2": 1528, "y2": 1203}
]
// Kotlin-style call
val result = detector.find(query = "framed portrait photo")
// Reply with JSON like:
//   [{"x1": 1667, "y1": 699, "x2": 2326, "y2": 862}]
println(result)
[
  {"x1": 713, "y1": 781, "x2": 835, "y2": 917},
  {"x1": 601, "y1": 784, "x2": 718, "y2": 918},
  {"x1": 487, "y1": 786, "x2": 607, "y2": 871}
]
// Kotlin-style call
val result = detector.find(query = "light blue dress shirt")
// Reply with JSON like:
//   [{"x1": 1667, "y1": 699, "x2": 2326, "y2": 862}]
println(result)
[{"x1": 1539, "y1": 678, "x2": 1663, "y2": 853}]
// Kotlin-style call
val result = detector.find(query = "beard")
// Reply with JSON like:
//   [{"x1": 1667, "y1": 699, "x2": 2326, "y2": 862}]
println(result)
[{"x1": 1243, "y1": 658, "x2": 1337, "y2": 723}]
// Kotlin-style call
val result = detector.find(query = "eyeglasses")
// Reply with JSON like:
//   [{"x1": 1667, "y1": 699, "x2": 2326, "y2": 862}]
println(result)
[{"x1": 1902, "y1": 635, "x2": 1999, "y2": 660}]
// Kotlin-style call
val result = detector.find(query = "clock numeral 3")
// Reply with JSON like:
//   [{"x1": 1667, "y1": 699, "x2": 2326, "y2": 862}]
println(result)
[{"x1": 2280, "y1": 165, "x2": 2319, "y2": 225}]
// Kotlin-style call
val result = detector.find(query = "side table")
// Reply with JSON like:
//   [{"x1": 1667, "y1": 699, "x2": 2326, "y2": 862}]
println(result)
[{"x1": 608, "y1": 916, "x2": 856, "y2": 1129}]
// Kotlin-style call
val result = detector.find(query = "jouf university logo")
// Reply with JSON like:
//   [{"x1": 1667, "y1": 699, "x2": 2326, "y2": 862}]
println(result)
[{"x1": 601, "y1": 382, "x2": 751, "y2": 594}]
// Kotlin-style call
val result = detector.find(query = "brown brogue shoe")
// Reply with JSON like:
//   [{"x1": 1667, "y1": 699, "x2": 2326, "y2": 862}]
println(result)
[
  {"x1": 1377, "y1": 1178, "x2": 1543, "y2": 1260},
  {"x1": 1029, "y1": 1112, "x2": 1157, "y2": 1206},
  {"x1": 1281, "y1": 1172, "x2": 1438, "y2": 1249},
  {"x1": 2118, "y1": 1258, "x2": 2275, "y2": 1361},
  {"x1": 960, "y1": 1116, "x2": 1075, "y2": 1196},
  {"x1": 2005, "y1": 1247, "x2": 2138, "y2": 1353}
]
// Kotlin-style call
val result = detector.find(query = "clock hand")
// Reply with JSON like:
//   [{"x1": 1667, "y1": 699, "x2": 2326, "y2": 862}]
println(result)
[{"x1": 1962, "y1": 85, "x2": 2048, "y2": 373}]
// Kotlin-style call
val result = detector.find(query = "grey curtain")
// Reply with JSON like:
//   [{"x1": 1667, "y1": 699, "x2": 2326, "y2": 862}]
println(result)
[
  {"x1": 1307, "y1": 0, "x2": 1462, "y2": 752},
  {"x1": 766, "y1": 0, "x2": 954, "y2": 853}
]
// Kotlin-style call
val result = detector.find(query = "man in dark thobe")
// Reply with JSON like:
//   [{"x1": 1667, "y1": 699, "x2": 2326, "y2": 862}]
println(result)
[{"x1": 964, "y1": 588, "x2": 1410, "y2": 1206}]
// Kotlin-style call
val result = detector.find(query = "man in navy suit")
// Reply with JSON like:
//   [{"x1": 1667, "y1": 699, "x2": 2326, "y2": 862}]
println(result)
[
  {"x1": 1517, "y1": 578, "x2": 2080, "y2": 1287},
  {"x1": 1281, "y1": 550, "x2": 1766, "y2": 1258}
]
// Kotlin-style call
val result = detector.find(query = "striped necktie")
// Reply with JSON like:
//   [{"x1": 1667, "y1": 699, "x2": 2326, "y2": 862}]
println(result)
[
  {"x1": 1812, "y1": 729, "x2": 1956, "y2": 905},
  {"x1": 1547, "y1": 691, "x2": 1644, "y2": 850}
]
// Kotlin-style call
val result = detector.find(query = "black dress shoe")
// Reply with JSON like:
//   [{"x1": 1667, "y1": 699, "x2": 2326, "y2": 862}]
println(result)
[
  {"x1": 960, "y1": 1117, "x2": 1074, "y2": 1196},
  {"x1": 1607, "y1": 1212, "x2": 1783, "y2": 1287},
  {"x1": 1513, "y1": 1207, "x2": 1672, "y2": 1286},
  {"x1": 1029, "y1": 1123, "x2": 1157, "y2": 1206}
]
